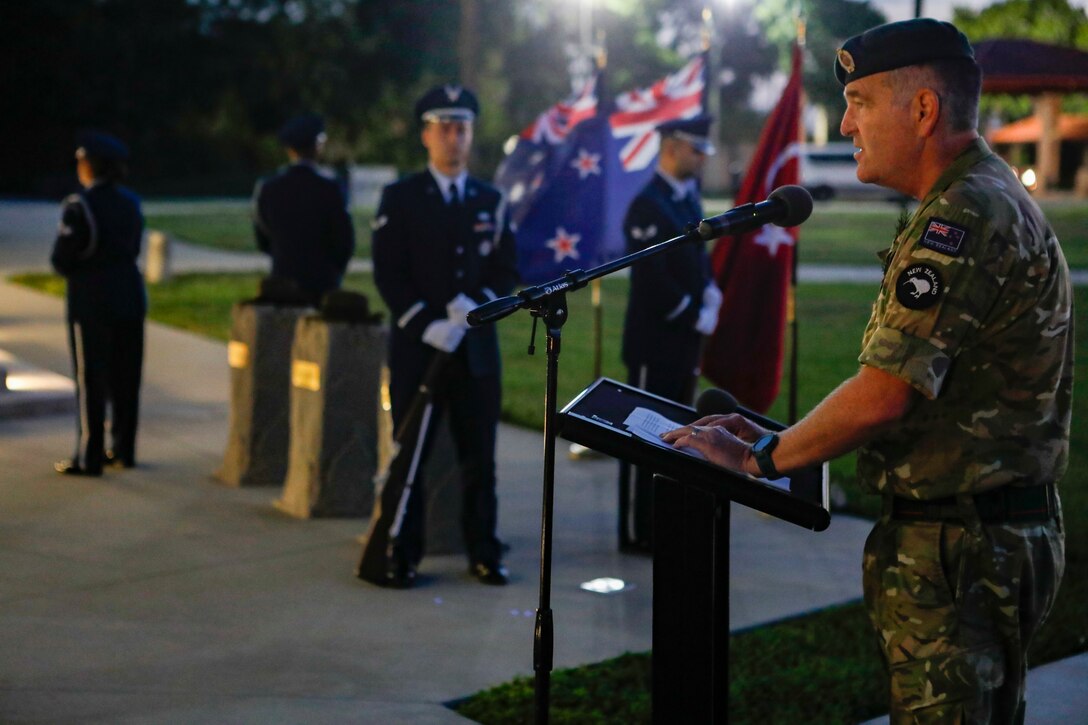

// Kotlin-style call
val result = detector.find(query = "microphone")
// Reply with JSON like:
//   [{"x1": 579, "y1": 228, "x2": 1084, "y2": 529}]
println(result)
[
  {"x1": 697, "y1": 185, "x2": 813, "y2": 242},
  {"x1": 696, "y1": 387, "x2": 739, "y2": 416},
  {"x1": 695, "y1": 387, "x2": 784, "y2": 431}
]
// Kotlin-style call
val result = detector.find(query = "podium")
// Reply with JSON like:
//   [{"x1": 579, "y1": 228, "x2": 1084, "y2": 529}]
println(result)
[{"x1": 560, "y1": 378, "x2": 829, "y2": 724}]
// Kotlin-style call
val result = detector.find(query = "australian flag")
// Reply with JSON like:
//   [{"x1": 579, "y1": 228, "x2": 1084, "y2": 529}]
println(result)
[{"x1": 496, "y1": 54, "x2": 708, "y2": 284}]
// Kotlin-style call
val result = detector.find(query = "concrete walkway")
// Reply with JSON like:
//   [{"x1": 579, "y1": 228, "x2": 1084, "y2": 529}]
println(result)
[{"x1": 1, "y1": 199, "x2": 1084, "y2": 723}]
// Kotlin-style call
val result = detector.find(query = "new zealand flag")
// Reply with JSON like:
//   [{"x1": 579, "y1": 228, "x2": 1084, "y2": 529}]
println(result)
[{"x1": 495, "y1": 55, "x2": 707, "y2": 284}]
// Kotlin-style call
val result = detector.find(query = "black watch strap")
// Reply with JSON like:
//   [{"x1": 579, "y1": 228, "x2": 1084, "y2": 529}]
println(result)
[{"x1": 751, "y1": 433, "x2": 781, "y2": 479}]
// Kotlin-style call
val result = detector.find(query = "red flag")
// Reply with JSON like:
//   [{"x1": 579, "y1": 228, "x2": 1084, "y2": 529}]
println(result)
[{"x1": 701, "y1": 45, "x2": 803, "y2": 413}]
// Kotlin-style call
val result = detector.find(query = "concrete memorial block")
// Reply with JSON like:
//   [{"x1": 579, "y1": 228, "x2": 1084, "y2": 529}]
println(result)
[
  {"x1": 275, "y1": 315, "x2": 384, "y2": 518},
  {"x1": 217, "y1": 301, "x2": 312, "y2": 487}
]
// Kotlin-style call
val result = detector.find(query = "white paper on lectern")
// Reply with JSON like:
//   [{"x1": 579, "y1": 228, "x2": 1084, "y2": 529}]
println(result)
[
  {"x1": 623, "y1": 407, "x2": 706, "y2": 460},
  {"x1": 621, "y1": 406, "x2": 791, "y2": 491}
]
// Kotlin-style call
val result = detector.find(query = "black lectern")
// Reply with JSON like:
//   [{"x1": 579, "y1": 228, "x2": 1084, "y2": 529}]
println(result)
[{"x1": 559, "y1": 378, "x2": 830, "y2": 724}]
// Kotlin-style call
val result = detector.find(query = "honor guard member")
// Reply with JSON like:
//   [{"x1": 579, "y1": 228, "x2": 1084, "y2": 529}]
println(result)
[
  {"x1": 252, "y1": 113, "x2": 355, "y2": 305},
  {"x1": 618, "y1": 114, "x2": 722, "y2": 552},
  {"x1": 51, "y1": 131, "x2": 147, "y2": 476},
  {"x1": 372, "y1": 85, "x2": 519, "y2": 588},
  {"x1": 665, "y1": 19, "x2": 1070, "y2": 723}
]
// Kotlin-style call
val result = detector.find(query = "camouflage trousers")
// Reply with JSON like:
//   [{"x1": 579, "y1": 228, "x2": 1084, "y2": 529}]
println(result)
[{"x1": 862, "y1": 498, "x2": 1064, "y2": 724}]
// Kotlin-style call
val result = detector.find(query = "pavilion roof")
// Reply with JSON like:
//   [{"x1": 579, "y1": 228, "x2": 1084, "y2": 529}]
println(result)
[{"x1": 975, "y1": 38, "x2": 1088, "y2": 94}]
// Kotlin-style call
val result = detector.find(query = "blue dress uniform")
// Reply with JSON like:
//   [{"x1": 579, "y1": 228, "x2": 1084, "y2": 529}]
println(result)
[
  {"x1": 619, "y1": 116, "x2": 716, "y2": 550},
  {"x1": 253, "y1": 114, "x2": 355, "y2": 305},
  {"x1": 51, "y1": 132, "x2": 146, "y2": 476},
  {"x1": 372, "y1": 86, "x2": 519, "y2": 583}
]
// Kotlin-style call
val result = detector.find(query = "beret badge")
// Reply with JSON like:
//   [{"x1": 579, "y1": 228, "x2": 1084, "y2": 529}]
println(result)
[{"x1": 837, "y1": 48, "x2": 856, "y2": 74}]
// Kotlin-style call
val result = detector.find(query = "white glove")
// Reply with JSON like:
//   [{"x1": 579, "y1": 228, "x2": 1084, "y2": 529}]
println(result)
[
  {"x1": 446, "y1": 293, "x2": 476, "y2": 329},
  {"x1": 694, "y1": 304, "x2": 719, "y2": 336},
  {"x1": 422, "y1": 319, "x2": 466, "y2": 352},
  {"x1": 702, "y1": 282, "x2": 723, "y2": 313}
]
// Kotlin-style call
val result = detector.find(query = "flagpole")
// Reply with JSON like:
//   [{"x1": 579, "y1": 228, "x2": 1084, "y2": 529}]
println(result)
[
  {"x1": 571, "y1": 31, "x2": 608, "y2": 462},
  {"x1": 787, "y1": 19, "x2": 805, "y2": 425},
  {"x1": 591, "y1": 33, "x2": 608, "y2": 385}
]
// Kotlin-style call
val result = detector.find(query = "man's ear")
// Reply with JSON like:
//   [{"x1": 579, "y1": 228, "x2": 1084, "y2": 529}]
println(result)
[{"x1": 915, "y1": 88, "x2": 941, "y2": 138}]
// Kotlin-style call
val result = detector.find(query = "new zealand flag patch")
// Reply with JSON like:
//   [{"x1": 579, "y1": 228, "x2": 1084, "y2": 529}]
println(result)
[{"x1": 920, "y1": 217, "x2": 968, "y2": 257}]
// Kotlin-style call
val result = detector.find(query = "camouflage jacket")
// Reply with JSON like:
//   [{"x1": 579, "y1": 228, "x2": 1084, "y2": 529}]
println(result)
[{"x1": 856, "y1": 138, "x2": 1073, "y2": 499}]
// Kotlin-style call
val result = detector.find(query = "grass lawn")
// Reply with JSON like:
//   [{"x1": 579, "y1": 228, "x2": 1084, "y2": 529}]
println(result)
[
  {"x1": 144, "y1": 207, "x2": 375, "y2": 258},
  {"x1": 12, "y1": 268, "x2": 1087, "y2": 723},
  {"x1": 146, "y1": 198, "x2": 1087, "y2": 269}
]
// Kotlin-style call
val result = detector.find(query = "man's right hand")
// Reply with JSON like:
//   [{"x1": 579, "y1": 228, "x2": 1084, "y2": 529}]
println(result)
[
  {"x1": 680, "y1": 413, "x2": 771, "y2": 444},
  {"x1": 422, "y1": 320, "x2": 465, "y2": 352}
]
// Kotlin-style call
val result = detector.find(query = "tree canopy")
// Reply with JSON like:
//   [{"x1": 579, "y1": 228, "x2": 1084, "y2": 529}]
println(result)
[{"x1": 1, "y1": 0, "x2": 887, "y2": 197}]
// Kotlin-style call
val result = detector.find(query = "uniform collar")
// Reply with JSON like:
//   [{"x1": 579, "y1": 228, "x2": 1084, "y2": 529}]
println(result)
[
  {"x1": 428, "y1": 165, "x2": 468, "y2": 203},
  {"x1": 655, "y1": 168, "x2": 698, "y2": 201},
  {"x1": 884, "y1": 138, "x2": 992, "y2": 275},
  {"x1": 918, "y1": 137, "x2": 992, "y2": 208}
]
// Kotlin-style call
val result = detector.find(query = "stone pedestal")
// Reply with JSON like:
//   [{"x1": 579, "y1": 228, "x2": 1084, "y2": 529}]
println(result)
[
  {"x1": 275, "y1": 316, "x2": 384, "y2": 518},
  {"x1": 217, "y1": 302, "x2": 312, "y2": 487}
]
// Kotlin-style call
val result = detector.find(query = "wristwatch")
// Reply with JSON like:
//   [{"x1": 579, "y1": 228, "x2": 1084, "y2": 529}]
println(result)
[{"x1": 750, "y1": 433, "x2": 781, "y2": 479}]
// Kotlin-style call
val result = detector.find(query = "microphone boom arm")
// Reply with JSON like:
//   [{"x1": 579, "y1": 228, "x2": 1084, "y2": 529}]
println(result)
[
  {"x1": 468, "y1": 223, "x2": 706, "y2": 326},
  {"x1": 468, "y1": 185, "x2": 812, "y2": 327}
]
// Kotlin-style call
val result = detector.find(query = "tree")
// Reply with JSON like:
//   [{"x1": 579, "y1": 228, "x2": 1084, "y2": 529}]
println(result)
[
  {"x1": 754, "y1": 0, "x2": 886, "y2": 118},
  {"x1": 0, "y1": 0, "x2": 833, "y2": 196},
  {"x1": 954, "y1": 0, "x2": 1088, "y2": 48}
]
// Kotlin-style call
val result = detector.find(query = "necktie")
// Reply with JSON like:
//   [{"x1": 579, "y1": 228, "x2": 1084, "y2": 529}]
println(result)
[{"x1": 448, "y1": 182, "x2": 461, "y2": 210}]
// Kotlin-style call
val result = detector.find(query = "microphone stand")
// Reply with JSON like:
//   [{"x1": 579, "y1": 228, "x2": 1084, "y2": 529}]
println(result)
[{"x1": 470, "y1": 223, "x2": 706, "y2": 725}]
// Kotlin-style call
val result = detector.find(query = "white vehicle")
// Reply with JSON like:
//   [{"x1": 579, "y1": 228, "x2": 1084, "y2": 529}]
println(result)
[{"x1": 800, "y1": 142, "x2": 904, "y2": 201}]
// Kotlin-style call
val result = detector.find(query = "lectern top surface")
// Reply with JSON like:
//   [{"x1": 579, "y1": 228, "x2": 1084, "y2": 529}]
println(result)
[{"x1": 559, "y1": 378, "x2": 830, "y2": 532}]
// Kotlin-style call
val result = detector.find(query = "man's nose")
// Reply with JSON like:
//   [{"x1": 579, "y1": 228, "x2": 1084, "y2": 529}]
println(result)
[{"x1": 840, "y1": 110, "x2": 856, "y2": 138}]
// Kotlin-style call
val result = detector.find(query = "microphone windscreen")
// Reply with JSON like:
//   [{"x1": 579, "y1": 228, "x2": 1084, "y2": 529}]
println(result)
[
  {"x1": 769, "y1": 185, "x2": 813, "y2": 227},
  {"x1": 696, "y1": 387, "x2": 739, "y2": 416}
]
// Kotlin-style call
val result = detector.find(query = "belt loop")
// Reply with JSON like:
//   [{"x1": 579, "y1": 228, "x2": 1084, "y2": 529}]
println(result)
[{"x1": 955, "y1": 492, "x2": 984, "y2": 534}]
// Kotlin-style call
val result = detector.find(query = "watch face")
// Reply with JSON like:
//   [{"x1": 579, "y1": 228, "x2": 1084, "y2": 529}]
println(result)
[{"x1": 752, "y1": 434, "x2": 777, "y2": 454}]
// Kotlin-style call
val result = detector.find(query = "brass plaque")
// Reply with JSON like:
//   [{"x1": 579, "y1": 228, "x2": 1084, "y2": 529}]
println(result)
[
  {"x1": 227, "y1": 341, "x2": 249, "y2": 369},
  {"x1": 291, "y1": 360, "x2": 321, "y2": 392}
]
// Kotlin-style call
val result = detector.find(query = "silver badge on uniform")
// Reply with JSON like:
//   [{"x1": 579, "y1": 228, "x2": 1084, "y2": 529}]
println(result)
[
  {"x1": 371, "y1": 215, "x2": 388, "y2": 231},
  {"x1": 479, "y1": 241, "x2": 493, "y2": 257}
]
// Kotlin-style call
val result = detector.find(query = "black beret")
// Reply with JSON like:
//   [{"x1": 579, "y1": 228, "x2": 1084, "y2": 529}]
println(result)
[
  {"x1": 835, "y1": 18, "x2": 975, "y2": 86},
  {"x1": 657, "y1": 113, "x2": 716, "y2": 155},
  {"x1": 76, "y1": 130, "x2": 129, "y2": 162},
  {"x1": 278, "y1": 113, "x2": 326, "y2": 149},
  {"x1": 415, "y1": 84, "x2": 479, "y2": 123}
]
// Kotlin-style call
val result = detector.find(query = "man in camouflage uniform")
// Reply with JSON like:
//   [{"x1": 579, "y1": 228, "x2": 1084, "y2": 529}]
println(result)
[{"x1": 663, "y1": 19, "x2": 1070, "y2": 724}]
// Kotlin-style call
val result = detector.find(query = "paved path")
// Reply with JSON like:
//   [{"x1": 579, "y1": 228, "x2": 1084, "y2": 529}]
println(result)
[{"x1": 1, "y1": 199, "x2": 1083, "y2": 723}]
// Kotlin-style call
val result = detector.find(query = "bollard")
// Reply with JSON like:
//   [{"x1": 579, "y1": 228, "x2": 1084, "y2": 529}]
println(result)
[
  {"x1": 217, "y1": 300, "x2": 313, "y2": 487},
  {"x1": 275, "y1": 314, "x2": 385, "y2": 518},
  {"x1": 144, "y1": 230, "x2": 172, "y2": 284}
]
